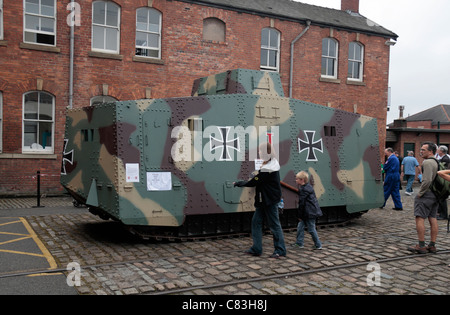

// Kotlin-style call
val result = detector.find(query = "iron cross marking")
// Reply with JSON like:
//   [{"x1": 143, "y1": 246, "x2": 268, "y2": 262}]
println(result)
[
  {"x1": 298, "y1": 130, "x2": 323, "y2": 162},
  {"x1": 210, "y1": 127, "x2": 240, "y2": 161},
  {"x1": 61, "y1": 139, "x2": 74, "y2": 175}
]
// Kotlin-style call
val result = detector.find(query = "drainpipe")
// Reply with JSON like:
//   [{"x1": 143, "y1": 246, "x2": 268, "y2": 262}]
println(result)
[
  {"x1": 68, "y1": 1, "x2": 75, "y2": 109},
  {"x1": 289, "y1": 20, "x2": 311, "y2": 98},
  {"x1": 437, "y1": 121, "x2": 440, "y2": 146}
]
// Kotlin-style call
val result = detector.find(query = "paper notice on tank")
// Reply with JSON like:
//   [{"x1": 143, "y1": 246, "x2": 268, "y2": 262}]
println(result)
[
  {"x1": 126, "y1": 163, "x2": 140, "y2": 182},
  {"x1": 146, "y1": 172, "x2": 172, "y2": 191},
  {"x1": 254, "y1": 159, "x2": 264, "y2": 170}
]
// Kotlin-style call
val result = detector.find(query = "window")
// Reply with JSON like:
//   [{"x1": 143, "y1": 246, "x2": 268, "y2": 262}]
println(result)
[
  {"x1": 81, "y1": 129, "x2": 95, "y2": 142},
  {"x1": 24, "y1": 0, "x2": 56, "y2": 46},
  {"x1": 23, "y1": 91, "x2": 54, "y2": 153},
  {"x1": 404, "y1": 143, "x2": 415, "y2": 158},
  {"x1": 203, "y1": 17, "x2": 225, "y2": 42},
  {"x1": 135, "y1": 7, "x2": 161, "y2": 58},
  {"x1": 321, "y1": 38, "x2": 338, "y2": 78},
  {"x1": 90, "y1": 95, "x2": 118, "y2": 106},
  {"x1": 324, "y1": 126, "x2": 336, "y2": 137},
  {"x1": 92, "y1": 1, "x2": 120, "y2": 53},
  {"x1": 0, "y1": 0, "x2": 3, "y2": 40},
  {"x1": 260, "y1": 28, "x2": 280, "y2": 72},
  {"x1": 0, "y1": 92, "x2": 2, "y2": 153},
  {"x1": 348, "y1": 42, "x2": 364, "y2": 81}
]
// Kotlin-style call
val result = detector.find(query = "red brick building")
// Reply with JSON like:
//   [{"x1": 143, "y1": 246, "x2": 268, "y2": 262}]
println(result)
[
  {"x1": 387, "y1": 105, "x2": 450, "y2": 164},
  {"x1": 0, "y1": 0, "x2": 397, "y2": 195}
]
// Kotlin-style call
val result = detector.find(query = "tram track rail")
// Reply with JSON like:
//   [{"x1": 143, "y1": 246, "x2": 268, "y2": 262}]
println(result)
[
  {"x1": 1, "y1": 247, "x2": 448, "y2": 293},
  {"x1": 0, "y1": 226, "x2": 417, "y2": 280},
  {"x1": 149, "y1": 249, "x2": 450, "y2": 295},
  {"x1": 1, "y1": 238, "x2": 448, "y2": 295}
]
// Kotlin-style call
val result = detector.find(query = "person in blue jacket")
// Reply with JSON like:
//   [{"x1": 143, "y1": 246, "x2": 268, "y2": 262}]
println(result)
[{"x1": 382, "y1": 147, "x2": 403, "y2": 210}]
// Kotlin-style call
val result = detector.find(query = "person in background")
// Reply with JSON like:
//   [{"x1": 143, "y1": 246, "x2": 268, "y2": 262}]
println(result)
[
  {"x1": 395, "y1": 151, "x2": 403, "y2": 190},
  {"x1": 437, "y1": 168, "x2": 450, "y2": 268},
  {"x1": 401, "y1": 151, "x2": 421, "y2": 196},
  {"x1": 435, "y1": 145, "x2": 450, "y2": 167},
  {"x1": 381, "y1": 148, "x2": 403, "y2": 210},
  {"x1": 435, "y1": 145, "x2": 450, "y2": 220}
]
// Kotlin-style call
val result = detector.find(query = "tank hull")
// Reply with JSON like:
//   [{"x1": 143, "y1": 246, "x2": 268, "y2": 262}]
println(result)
[{"x1": 61, "y1": 69, "x2": 384, "y2": 237}]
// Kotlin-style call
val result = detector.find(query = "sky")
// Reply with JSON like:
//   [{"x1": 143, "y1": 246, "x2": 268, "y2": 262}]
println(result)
[{"x1": 295, "y1": 0, "x2": 450, "y2": 124}]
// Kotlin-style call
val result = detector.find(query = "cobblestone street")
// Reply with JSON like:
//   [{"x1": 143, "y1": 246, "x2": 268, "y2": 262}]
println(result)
[{"x1": 1, "y1": 191, "x2": 449, "y2": 295}]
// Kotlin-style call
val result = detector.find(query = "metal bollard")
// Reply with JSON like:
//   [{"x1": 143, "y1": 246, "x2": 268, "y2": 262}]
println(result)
[{"x1": 33, "y1": 170, "x2": 44, "y2": 208}]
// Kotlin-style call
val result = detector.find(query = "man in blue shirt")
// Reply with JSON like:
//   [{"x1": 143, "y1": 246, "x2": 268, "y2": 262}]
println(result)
[
  {"x1": 401, "y1": 151, "x2": 421, "y2": 196},
  {"x1": 382, "y1": 148, "x2": 403, "y2": 210}
]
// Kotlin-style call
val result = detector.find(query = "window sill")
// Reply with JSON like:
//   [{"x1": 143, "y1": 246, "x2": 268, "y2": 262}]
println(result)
[
  {"x1": 20, "y1": 42, "x2": 61, "y2": 53},
  {"x1": 88, "y1": 50, "x2": 123, "y2": 60},
  {"x1": 319, "y1": 76, "x2": 341, "y2": 84},
  {"x1": 346, "y1": 79, "x2": 366, "y2": 86},
  {"x1": 132, "y1": 56, "x2": 164, "y2": 64},
  {"x1": 260, "y1": 68, "x2": 279, "y2": 73},
  {"x1": 0, "y1": 40, "x2": 7, "y2": 47},
  {"x1": 0, "y1": 153, "x2": 57, "y2": 159}
]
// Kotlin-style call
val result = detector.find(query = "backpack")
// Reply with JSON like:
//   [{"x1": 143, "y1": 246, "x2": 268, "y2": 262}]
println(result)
[{"x1": 430, "y1": 158, "x2": 450, "y2": 201}]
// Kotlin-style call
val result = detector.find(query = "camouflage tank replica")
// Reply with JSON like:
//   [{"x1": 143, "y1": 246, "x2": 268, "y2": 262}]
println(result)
[{"x1": 61, "y1": 69, "x2": 384, "y2": 239}]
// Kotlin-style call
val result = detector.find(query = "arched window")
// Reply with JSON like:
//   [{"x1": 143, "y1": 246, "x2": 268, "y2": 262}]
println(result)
[
  {"x1": 0, "y1": 91, "x2": 2, "y2": 153},
  {"x1": 260, "y1": 28, "x2": 280, "y2": 72},
  {"x1": 23, "y1": 91, "x2": 54, "y2": 153},
  {"x1": 92, "y1": 1, "x2": 120, "y2": 53},
  {"x1": 202, "y1": 17, "x2": 225, "y2": 42},
  {"x1": 348, "y1": 42, "x2": 364, "y2": 81},
  {"x1": 136, "y1": 7, "x2": 162, "y2": 58},
  {"x1": 321, "y1": 38, "x2": 338, "y2": 78}
]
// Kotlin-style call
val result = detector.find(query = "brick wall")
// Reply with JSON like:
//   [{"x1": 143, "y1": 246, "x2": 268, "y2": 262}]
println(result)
[
  {"x1": 393, "y1": 131, "x2": 450, "y2": 165},
  {"x1": 0, "y1": 0, "x2": 392, "y2": 195},
  {"x1": 406, "y1": 121, "x2": 450, "y2": 130},
  {"x1": 0, "y1": 0, "x2": 70, "y2": 195}
]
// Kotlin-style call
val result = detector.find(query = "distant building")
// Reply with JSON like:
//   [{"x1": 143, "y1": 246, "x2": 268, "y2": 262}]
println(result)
[
  {"x1": 387, "y1": 104, "x2": 450, "y2": 162},
  {"x1": 0, "y1": 0, "x2": 397, "y2": 195}
]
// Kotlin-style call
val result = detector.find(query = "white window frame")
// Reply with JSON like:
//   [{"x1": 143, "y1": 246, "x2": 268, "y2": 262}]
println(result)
[
  {"x1": 348, "y1": 42, "x2": 364, "y2": 81},
  {"x1": 260, "y1": 28, "x2": 280, "y2": 72},
  {"x1": 22, "y1": 91, "x2": 55, "y2": 154},
  {"x1": 321, "y1": 38, "x2": 338, "y2": 79},
  {"x1": 0, "y1": 0, "x2": 3, "y2": 41},
  {"x1": 23, "y1": 0, "x2": 57, "y2": 46},
  {"x1": 92, "y1": 1, "x2": 121, "y2": 54},
  {"x1": 135, "y1": 7, "x2": 162, "y2": 59},
  {"x1": 0, "y1": 91, "x2": 2, "y2": 153}
]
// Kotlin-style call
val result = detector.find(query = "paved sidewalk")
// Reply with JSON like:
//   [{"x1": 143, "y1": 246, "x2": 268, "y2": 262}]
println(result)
[{"x1": 0, "y1": 195, "x2": 73, "y2": 210}]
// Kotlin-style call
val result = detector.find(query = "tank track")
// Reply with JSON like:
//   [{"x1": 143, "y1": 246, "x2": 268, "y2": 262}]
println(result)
[{"x1": 125, "y1": 207, "x2": 362, "y2": 241}]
